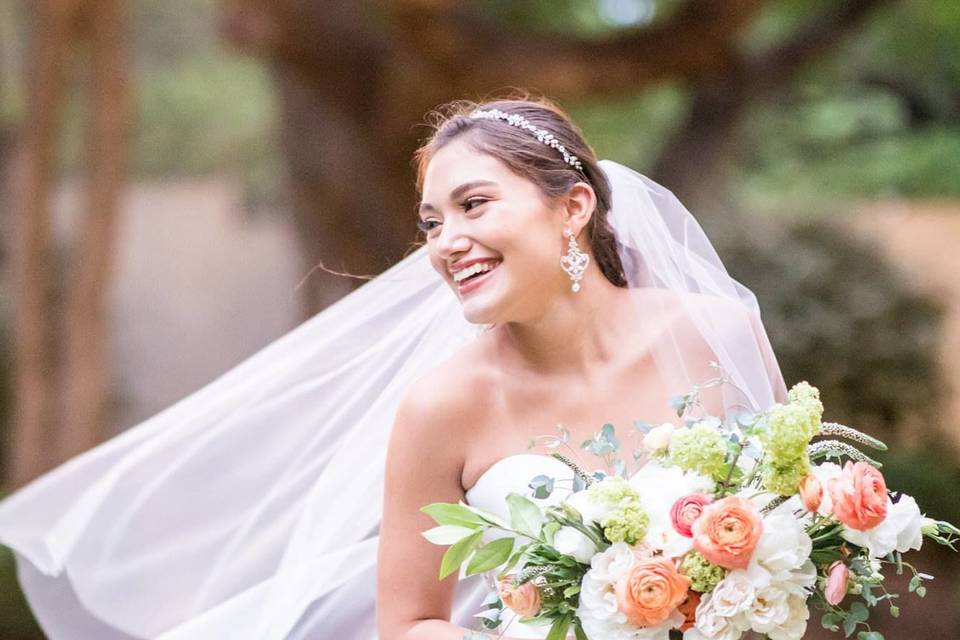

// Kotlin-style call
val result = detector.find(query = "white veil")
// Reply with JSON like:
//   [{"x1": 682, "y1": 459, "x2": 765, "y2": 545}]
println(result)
[{"x1": 0, "y1": 160, "x2": 786, "y2": 639}]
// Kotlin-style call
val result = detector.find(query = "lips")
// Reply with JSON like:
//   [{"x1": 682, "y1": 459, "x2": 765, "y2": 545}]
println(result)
[{"x1": 455, "y1": 261, "x2": 500, "y2": 295}]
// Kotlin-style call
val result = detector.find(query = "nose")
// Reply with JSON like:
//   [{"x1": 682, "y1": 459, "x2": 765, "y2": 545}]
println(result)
[{"x1": 435, "y1": 217, "x2": 472, "y2": 260}]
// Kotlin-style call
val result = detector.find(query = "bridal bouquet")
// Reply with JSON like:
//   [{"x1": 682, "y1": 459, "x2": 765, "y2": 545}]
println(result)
[{"x1": 422, "y1": 376, "x2": 959, "y2": 640}]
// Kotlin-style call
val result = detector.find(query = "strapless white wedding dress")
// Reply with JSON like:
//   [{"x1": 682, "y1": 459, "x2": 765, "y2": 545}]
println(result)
[{"x1": 453, "y1": 453, "x2": 578, "y2": 639}]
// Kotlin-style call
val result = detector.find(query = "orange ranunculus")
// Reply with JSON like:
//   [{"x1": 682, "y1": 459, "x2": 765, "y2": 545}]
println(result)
[
  {"x1": 828, "y1": 461, "x2": 888, "y2": 531},
  {"x1": 677, "y1": 591, "x2": 701, "y2": 632},
  {"x1": 799, "y1": 474, "x2": 823, "y2": 513},
  {"x1": 615, "y1": 557, "x2": 690, "y2": 628},
  {"x1": 497, "y1": 576, "x2": 541, "y2": 617},
  {"x1": 692, "y1": 495, "x2": 763, "y2": 570}
]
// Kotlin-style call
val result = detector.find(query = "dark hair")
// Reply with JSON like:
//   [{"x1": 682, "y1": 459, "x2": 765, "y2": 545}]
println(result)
[{"x1": 413, "y1": 92, "x2": 627, "y2": 288}]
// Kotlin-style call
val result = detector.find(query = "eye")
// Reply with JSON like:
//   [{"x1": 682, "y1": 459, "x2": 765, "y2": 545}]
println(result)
[
  {"x1": 462, "y1": 197, "x2": 488, "y2": 212},
  {"x1": 416, "y1": 218, "x2": 441, "y2": 234}
]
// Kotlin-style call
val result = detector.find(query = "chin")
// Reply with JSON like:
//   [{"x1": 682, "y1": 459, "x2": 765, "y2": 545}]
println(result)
[{"x1": 459, "y1": 298, "x2": 501, "y2": 325}]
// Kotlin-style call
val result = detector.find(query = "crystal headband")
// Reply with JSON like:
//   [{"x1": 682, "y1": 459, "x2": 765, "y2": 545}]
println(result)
[{"x1": 469, "y1": 108, "x2": 584, "y2": 172}]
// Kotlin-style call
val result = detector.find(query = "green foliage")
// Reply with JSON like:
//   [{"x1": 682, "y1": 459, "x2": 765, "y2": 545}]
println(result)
[{"x1": 0, "y1": 544, "x2": 44, "y2": 639}]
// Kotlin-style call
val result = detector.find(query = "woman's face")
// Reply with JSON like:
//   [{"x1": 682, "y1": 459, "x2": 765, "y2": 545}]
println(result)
[{"x1": 419, "y1": 139, "x2": 570, "y2": 324}]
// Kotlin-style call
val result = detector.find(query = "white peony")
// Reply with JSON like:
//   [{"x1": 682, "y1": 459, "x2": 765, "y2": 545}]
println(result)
[
  {"x1": 577, "y1": 542, "x2": 684, "y2": 640},
  {"x1": 767, "y1": 594, "x2": 809, "y2": 640},
  {"x1": 553, "y1": 526, "x2": 597, "y2": 564},
  {"x1": 710, "y1": 571, "x2": 756, "y2": 618},
  {"x1": 690, "y1": 592, "x2": 746, "y2": 640},
  {"x1": 744, "y1": 585, "x2": 790, "y2": 633},
  {"x1": 628, "y1": 461, "x2": 715, "y2": 557},
  {"x1": 841, "y1": 494, "x2": 925, "y2": 558},
  {"x1": 746, "y1": 513, "x2": 816, "y2": 595}
]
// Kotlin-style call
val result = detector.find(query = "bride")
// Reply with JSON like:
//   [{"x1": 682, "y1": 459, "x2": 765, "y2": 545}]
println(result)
[{"x1": 0, "y1": 95, "x2": 785, "y2": 639}]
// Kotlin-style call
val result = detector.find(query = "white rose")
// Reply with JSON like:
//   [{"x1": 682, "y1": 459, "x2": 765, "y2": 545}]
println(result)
[
  {"x1": 554, "y1": 526, "x2": 598, "y2": 564},
  {"x1": 767, "y1": 594, "x2": 809, "y2": 640},
  {"x1": 643, "y1": 423, "x2": 676, "y2": 452},
  {"x1": 745, "y1": 585, "x2": 790, "y2": 633},
  {"x1": 892, "y1": 495, "x2": 924, "y2": 552},
  {"x1": 711, "y1": 571, "x2": 756, "y2": 618},
  {"x1": 841, "y1": 494, "x2": 924, "y2": 558}
]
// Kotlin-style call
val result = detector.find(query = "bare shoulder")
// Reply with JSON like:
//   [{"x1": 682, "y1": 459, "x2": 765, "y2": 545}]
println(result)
[{"x1": 387, "y1": 333, "x2": 500, "y2": 483}]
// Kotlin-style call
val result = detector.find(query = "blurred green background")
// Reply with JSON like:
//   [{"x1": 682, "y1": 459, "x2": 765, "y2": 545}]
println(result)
[{"x1": 1, "y1": 0, "x2": 959, "y2": 637}]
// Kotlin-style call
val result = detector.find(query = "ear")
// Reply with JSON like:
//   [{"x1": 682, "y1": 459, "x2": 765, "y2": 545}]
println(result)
[{"x1": 560, "y1": 182, "x2": 596, "y2": 237}]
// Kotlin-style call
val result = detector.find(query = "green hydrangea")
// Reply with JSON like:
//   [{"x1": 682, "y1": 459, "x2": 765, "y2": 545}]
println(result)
[
  {"x1": 761, "y1": 454, "x2": 811, "y2": 495},
  {"x1": 761, "y1": 404, "x2": 816, "y2": 457},
  {"x1": 681, "y1": 551, "x2": 727, "y2": 592},
  {"x1": 788, "y1": 381, "x2": 824, "y2": 429},
  {"x1": 600, "y1": 502, "x2": 649, "y2": 545},
  {"x1": 588, "y1": 476, "x2": 639, "y2": 505},
  {"x1": 758, "y1": 386, "x2": 822, "y2": 495},
  {"x1": 667, "y1": 422, "x2": 728, "y2": 481}
]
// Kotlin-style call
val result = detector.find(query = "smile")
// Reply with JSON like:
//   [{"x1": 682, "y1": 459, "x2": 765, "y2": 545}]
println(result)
[{"x1": 451, "y1": 259, "x2": 501, "y2": 294}]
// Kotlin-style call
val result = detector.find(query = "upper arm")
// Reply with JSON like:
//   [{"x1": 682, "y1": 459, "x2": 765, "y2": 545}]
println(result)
[{"x1": 376, "y1": 372, "x2": 469, "y2": 638}]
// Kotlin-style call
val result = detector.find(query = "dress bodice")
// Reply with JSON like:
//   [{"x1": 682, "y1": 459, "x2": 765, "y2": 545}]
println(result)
[{"x1": 457, "y1": 454, "x2": 578, "y2": 639}]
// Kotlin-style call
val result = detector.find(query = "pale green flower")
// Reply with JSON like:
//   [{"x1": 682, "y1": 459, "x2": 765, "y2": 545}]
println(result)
[
  {"x1": 600, "y1": 502, "x2": 649, "y2": 545},
  {"x1": 667, "y1": 422, "x2": 728, "y2": 481},
  {"x1": 588, "y1": 476, "x2": 639, "y2": 505},
  {"x1": 761, "y1": 454, "x2": 811, "y2": 495},
  {"x1": 758, "y1": 386, "x2": 822, "y2": 495},
  {"x1": 681, "y1": 551, "x2": 727, "y2": 592},
  {"x1": 787, "y1": 381, "x2": 824, "y2": 435}
]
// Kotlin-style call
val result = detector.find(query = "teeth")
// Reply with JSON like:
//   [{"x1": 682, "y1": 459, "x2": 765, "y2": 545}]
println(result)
[{"x1": 453, "y1": 261, "x2": 498, "y2": 283}]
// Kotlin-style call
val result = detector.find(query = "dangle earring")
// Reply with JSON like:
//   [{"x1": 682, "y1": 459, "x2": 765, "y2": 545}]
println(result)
[{"x1": 560, "y1": 228, "x2": 590, "y2": 293}]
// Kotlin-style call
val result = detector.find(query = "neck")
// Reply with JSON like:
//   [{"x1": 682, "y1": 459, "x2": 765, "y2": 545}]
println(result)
[{"x1": 497, "y1": 268, "x2": 633, "y2": 375}]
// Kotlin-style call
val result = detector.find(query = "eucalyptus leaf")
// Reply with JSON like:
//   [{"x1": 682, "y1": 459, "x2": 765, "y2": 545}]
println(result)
[
  {"x1": 422, "y1": 524, "x2": 480, "y2": 545},
  {"x1": 507, "y1": 493, "x2": 544, "y2": 538},
  {"x1": 848, "y1": 601, "x2": 869, "y2": 622},
  {"x1": 529, "y1": 475, "x2": 555, "y2": 499},
  {"x1": 439, "y1": 530, "x2": 482, "y2": 580},
  {"x1": 466, "y1": 537, "x2": 515, "y2": 575}
]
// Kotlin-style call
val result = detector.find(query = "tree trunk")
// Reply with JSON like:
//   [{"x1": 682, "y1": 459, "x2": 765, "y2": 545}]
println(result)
[
  {"x1": 6, "y1": 0, "x2": 80, "y2": 487},
  {"x1": 59, "y1": 0, "x2": 130, "y2": 463}
]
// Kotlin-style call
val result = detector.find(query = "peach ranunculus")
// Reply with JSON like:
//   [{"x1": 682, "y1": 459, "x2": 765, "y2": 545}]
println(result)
[
  {"x1": 825, "y1": 561, "x2": 850, "y2": 605},
  {"x1": 677, "y1": 591, "x2": 700, "y2": 632},
  {"x1": 670, "y1": 493, "x2": 713, "y2": 538},
  {"x1": 691, "y1": 495, "x2": 763, "y2": 570},
  {"x1": 497, "y1": 576, "x2": 541, "y2": 617},
  {"x1": 799, "y1": 474, "x2": 823, "y2": 513},
  {"x1": 615, "y1": 557, "x2": 691, "y2": 627},
  {"x1": 828, "y1": 461, "x2": 888, "y2": 531}
]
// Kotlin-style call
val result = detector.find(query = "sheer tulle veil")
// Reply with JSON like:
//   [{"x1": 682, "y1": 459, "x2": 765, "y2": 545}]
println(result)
[{"x1": 0, "y1": 159, "x2": 786, "y2": 638}]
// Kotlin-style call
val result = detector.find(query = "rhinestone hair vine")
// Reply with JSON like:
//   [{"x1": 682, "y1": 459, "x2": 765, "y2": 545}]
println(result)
[{"x1": 469, "y1": 108, "x2": 584, "y2": 172}]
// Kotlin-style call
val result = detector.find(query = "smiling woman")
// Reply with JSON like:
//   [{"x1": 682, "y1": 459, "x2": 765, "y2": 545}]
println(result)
[{"x1": 0, "y1": 93, "x2": 785, "y2": 640}]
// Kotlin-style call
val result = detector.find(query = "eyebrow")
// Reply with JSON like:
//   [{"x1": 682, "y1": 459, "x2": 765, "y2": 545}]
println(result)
[{"x1": 418, "y1": 180, "x2": 499, "y2": 214}]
